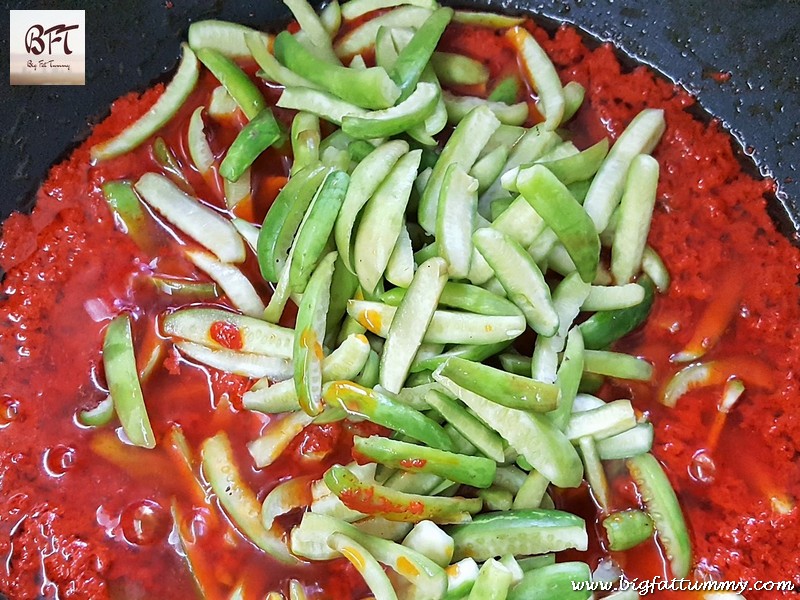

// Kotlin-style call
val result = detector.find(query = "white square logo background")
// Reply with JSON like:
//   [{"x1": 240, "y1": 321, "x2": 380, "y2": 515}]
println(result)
[{"x1": 10, "y1": 9, "x2": 85, "y2": 85}]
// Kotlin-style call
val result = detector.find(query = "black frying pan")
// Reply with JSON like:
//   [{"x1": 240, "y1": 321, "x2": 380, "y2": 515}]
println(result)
[{"x1": 1, "y1": 0, "x2": 798, "y2": 234}]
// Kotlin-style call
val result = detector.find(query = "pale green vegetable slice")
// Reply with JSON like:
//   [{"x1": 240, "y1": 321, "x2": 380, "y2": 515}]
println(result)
[{"x1": 380, "y1": 257, "x2": 448, "y2": 393}]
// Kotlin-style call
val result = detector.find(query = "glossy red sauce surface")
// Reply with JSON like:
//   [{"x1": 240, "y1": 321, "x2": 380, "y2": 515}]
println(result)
[{"x1": 1, "y1": 12, "x2": 799, "y2": 600}]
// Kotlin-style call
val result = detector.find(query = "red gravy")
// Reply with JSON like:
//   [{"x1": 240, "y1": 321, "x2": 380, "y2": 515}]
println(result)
[{"x1": 1, "y1": 14, "x2": 799, "y2": 600}]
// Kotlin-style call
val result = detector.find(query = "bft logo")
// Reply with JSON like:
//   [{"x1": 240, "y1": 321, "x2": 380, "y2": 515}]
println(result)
[
  {"x1": 25, "y1": 23, "x2": 80, "y2": 56},
  {"x1": 10, "y1": 10, "x2": 85, "y2": 85}
]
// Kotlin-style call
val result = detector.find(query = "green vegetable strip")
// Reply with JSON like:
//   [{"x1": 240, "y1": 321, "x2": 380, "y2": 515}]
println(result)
[
  {"x1": 262, "y1": 475, "x2": 313, "y2": 533},
  {"x1": 487, "y1": 76, "x2": 520, "y2": 104},
  {"x1": 578, "y1": 436, "x2": 610, "y2": 511},
  {"x1": 354, "y1": 150, "x2": 421, "y2": 294},
  {"x1": 451, "y1": 10, "x2": 524, "y2": 27},
  {"x1": 385, "y1": 225, "x2": 415, "y2": 288},
  {"x1": 537, "y1": 138, "x2": 609, "y2": 185},
  {"x1": 467, "y1": 559, "x2": 512, "y2": 600},
  {"x1": 444, "y1": 558, "x2": 480, "y2": 599},
  {"x1": 498, "y1": 353, "x2": 531, "y2": 377},
  {"x1": 581, "y1": 283, "x2": 645, "y2": 311},
  {"x1": 506, "y1": 26, "x2": 564, "y2": 130},
  {"x1": 419, "y1": 105, "x2": 501, "y2": 233},
  {"x1": 283, "y1": 0, "x2": 340, "y2": 62},
  {"x1": 382, "y1": 468, "x2": 445, "y2": 497},
  {"x1": 289, "y1": 170, "x2": 349, "y2": 294},
  {"x1": 326, "y1": 254, "x2": 360, "y2": 344},
  {"x1": 611, "y1": 154, "x2": 660, "y2": 283},
  {"x1": 516, "y1": 164, "x2": 600, "y2": 283},
  {"x1": 473, "y1": 227, "x2": 559, "y2": 336},
  {"x1": 348, "y1": 139, "x2": 376, "y2": 162},
  {"x1": 185, "y1": 250, "x2": 266, "y2": 318},
  {"x1": 176, "y1": 340, "x2": 291, "y2": 379},
  {"x1": 448, "y1": 510, "x2": 588, "y2": 561},
  {"x1": 347, "y1": 300, "x2": 526, "y2": 345},
  {"x1": 375, "y1": 25, "x2": 400, "y2": 70},
  {"x1": 341, "y1": 0, "x2": 437, "y2": 20},
  {"x1": 196, "y1": 48, "x2": 266, "y2": 120},
  {"x1": 425, "y1": 389, "x2": 505, "y2": 463},
  {"x1": 201, "y1": 432, "x2": 297, "y2": 563},
  {"x1": 379, "y1": 257, "x2": 448, "y2": 393},
  {"x1": 507, "y1": 561, "x2": 592, "y2": 600},
  {"x1": 335, "y1": 140, "x2": 409, "y2": 273},
  {"x1": 208, "y1": 85, "x2": 238, "y2": 117},
  {"x1": 479, "y1": 127, "x2": 560, "y2": 216},
  {"x1": 288, "y1": 580, "x2": 308, "y2": 600},
  {"x1": 320, "y1": 0, "x2": 342, "y2": 35},
  {"x1": 325, "y1": 381, "x2": 454, "y2": 451},
  {"x1": 548, "y1": 328, "x2": 585, "y2": 431},
  {"x1": 389, "y1": 7, "x2": 454, "y2": 101},
  {"x1": 417, "y1": 69, "x2": 448, "y2": 139},
  {"x1": 437, "y1": 165, "x2": 479, "y2": 279},
  {"x1": 103, "y1": 315, "x2": 155, "y2": 449},
  {"x1": 431, "y1": 52, "x2": 489, "y2": 87},
  {"x1": 355, "y1": 349, "x2": 381, "y2": 388},
  {"x1": 438, "y1": 357, "x2": 559, "y2": 412},
  {"x1": 187, "y1": 19, "x2": 270, "y2": 58},
  {"x1": 220, "y1": 108, "x2": 284, "y2": 182},
  {"x1": 91, "y1": 44, "x2": 199, "y2": 160},
  {"x1": 411, "y1": 341, "x2": 511, "y2": 373},
  {"x1": 583, "y1": 350, "x2": 653, "y2": 381},
  {"x1": 294, "y1": 252, "x2": 338, "y2": 416},
  {"x1": 274, "y1": 31, "x2": 399, "y2": 109},
  {"x1": 258, "y1": 164, "x2": 329, "y2": 282},
  {"x1": 162, "y1": 307, "x2": 293, "y2": 358},
  {"x1": 582, "y1": 108, "x2": 665, "y2": 233},
  {"x1": 335, "y1": 6, "x2": 434, "y2": 58},
  {"x1": 247, "y1": 33, "x2": 320, "y2": 89},
  {"x1": 579, "y1": 276, "x2": 655, "y2": 350},
  {"x1": 627, "y1": 453, "x2": 692, "y2": 577},
  {"x1": 531, "y1": 272, "x2": 591, "y2": 384},
  {"x1": 291, "y1": 512, "x2": 448, "y2": 597},
  {"x1": 642, "y1": 246, "x2": 671, "y2": 292},
  {"x1": 78, "y1": 396, "x2": 115, "y2": 427},
  {"x1": 602, "y1": 509, "x2": 655, "y2": 551},
  {"x1": 471, "y1": 146, "x2": 510, "y2": 194},
  {"x1": 402, "y1": 521, "x2": 454, "y2": 568},
  {"x1": 477, "y1": 487, "x2": 513, "y2": 512},
  {"x1": 596, "y1": 422, "x2": 653, "y2": 460},
  {"x1": 290, "y1": 112, "x2": 321, "y2": 175},
  {"x1": 512, "y1": 470, "x2": 549, "y2": 510},
  {"x1": 382, "y1": 282, "x2": 520, "y2": 317},
  {"x1": 354, "y1": 435, "x2": 496, "y2": 488},
  {"x1": 442, "y1": 92, "x2": 528, "y2": 128},
  {"x1": 324, "y1": 465, "x2": 482, "y2": 523},
  {"x1": 152, "y1": 138, "x2": 188, "y2": 186},
  {"x1": 342, "y1": 82, "x2": 439, "y2": 139},
  {"x1": 565, "y1": 399, "x2": 637, "y2": 442},
  {"x1": 187, "y1": 107, "x2": 215, "y2": 176},
  {"x1": 561, "y1": 81, "x2": 585, "y2": 122},
  {"x1": 434, "y1": 371, "x2": 583, "y2": 488},
  {"x1": 101, "y1": 181, "x2": 153, "y2": 252},
  {"x1": 134, "y1": 173, "x2": 246, "y2": 263},
  {"x1": 247, "y1": 410, "x2": 314, "y2": 468},
  {"x1": 327, "y1": 533, "x2": 399, "y2": 600},
  {"x1": 243, "y1": 334, "x2": 369, "y2": 414},
  {"x1": 277, "y1": 87, "x2": 367, "y2": 125},
  {"x1": 491, "y1": 195, "x2": 547, "y2": 248}
]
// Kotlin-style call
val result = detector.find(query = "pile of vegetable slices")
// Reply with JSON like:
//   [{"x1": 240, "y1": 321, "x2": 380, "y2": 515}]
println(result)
[{"x1": 87, "y1": 0, "x2": 693, "y2": 597}]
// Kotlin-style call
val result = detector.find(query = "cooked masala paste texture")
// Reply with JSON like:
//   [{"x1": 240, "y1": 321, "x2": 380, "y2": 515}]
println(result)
[{"x1": 1, "y1": 13, "x2": 799, "y2": 600}]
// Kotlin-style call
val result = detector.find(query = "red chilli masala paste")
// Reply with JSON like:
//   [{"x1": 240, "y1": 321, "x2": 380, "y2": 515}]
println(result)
[{"x1": 1, "y1": 13, "x2": 799, "y2": 600}]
